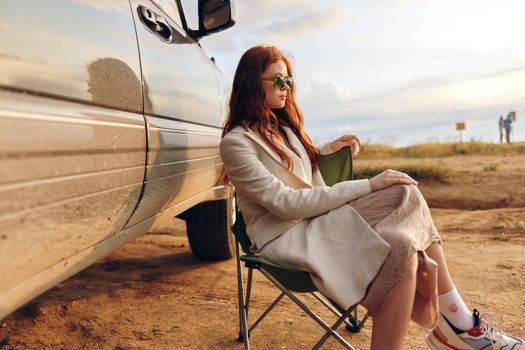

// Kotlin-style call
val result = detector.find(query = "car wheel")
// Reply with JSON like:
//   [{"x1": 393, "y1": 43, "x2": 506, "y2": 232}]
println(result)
[{"x1": 183, "y1": 196, "x2": 235, "y2": 259}]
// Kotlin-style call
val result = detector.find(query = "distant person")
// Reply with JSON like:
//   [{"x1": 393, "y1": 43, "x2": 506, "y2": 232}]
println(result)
[
  {"x1": 220, "y1": 45, "x2": 524, "y2": 350},
  {"x1": 499, "y1": 116, "x2": 504, "y2": 143},
  {"x1": 504, "y1": 115, "x2": 513, "y2": 144}
]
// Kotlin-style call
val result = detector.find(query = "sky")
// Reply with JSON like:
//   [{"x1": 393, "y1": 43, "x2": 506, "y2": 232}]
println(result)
[{"x1": 194, "y1": 0, "x2": 525, "y2": 146}]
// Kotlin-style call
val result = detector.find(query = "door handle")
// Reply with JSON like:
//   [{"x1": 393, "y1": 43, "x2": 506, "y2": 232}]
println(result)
[{"x1": 137, "y1": 5, "x2": 173, "y2": 42}]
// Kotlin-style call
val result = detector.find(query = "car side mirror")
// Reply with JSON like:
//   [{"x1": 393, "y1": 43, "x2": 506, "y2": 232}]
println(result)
[{"x1": 191, "y1": 0, "x2": 235, "y2": 40}]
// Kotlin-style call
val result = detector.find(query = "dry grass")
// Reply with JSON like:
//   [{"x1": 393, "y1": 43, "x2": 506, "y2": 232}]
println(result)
[
  {"x1": 354, "y1": 164, "x2": 452, "y2": 183},
  {"x1": 360, "y1": 142, "x2": 525, "y2": 159}
]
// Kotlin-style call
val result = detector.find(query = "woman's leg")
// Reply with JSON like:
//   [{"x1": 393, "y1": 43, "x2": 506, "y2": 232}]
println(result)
[
  {"x1": 370, "y1": 253, "x2": 418, "y2": 350},
  {"x1": 425, "y1": 242, "x2": 476, "y2": 331},
  {"x1": 425, "y1": 242, "x2": 454, "y2": 294},
  {"x1": 351, "y1": 185, "x2": 440, "y2": 318}
]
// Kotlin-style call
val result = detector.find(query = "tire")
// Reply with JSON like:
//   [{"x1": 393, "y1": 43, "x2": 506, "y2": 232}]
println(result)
[{"x1": 182, "y1": 196, "x2": 235, "y2": 259}]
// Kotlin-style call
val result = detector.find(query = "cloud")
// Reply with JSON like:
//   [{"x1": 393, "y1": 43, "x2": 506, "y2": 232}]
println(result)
[
  {"x1": 254, "y1": 3, "x2": 353, "y2": 46},
  {"x1": 71, "y1": 0, "x2": 131, "y2": 15},
  {"x1": 200, "y1": 0, "x2": 353, "y2": 64},
  {"x1": 300, "y1": 63, "x2": 525, "y2": 145},
  {"x1": 304, "y1": 62, "x2": 525, "y2": 111},
  {"x1": 306, "y1": 91, "x2": 525, "y2": 146},
  {"x1": 301, "y1": 74, "x2": 352, "y2": 100}
]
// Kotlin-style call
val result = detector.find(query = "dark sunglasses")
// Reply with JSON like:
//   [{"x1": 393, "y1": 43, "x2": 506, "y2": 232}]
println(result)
[{"x1": 261, "y1": 74, "x2": 294, "y2": 90}]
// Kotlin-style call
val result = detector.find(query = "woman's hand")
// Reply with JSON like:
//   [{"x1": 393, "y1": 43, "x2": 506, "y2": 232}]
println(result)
[
  {"x1": 328, "y1": 135, "x2": 361, "y2": 156},
  {"x1": 369, "y1": 169, "x2": 418, "y2": 192}
]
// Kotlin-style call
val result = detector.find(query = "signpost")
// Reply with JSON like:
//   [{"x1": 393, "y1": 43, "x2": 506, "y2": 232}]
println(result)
[{"x1": 456, "y1": 122, "x2": 465, "y2": 143}]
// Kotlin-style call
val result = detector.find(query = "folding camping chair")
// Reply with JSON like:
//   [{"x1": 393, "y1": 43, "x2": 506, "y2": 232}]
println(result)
[{"x1": 232, "y1": 147, "x2": 368, "y2": 350}]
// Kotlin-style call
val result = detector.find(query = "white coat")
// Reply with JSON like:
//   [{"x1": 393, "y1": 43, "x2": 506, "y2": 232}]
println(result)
[{"x1": 220, "y1": 125, "x2": 391, "y2": 308}]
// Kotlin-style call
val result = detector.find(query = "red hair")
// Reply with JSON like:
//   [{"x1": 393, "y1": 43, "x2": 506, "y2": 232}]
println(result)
[{"x1": 221, "y1": 46, "x2": 319, "y2": 183}]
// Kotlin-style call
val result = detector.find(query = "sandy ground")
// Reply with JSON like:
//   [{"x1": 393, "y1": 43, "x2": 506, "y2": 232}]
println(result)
[{"x1": 1, "y1": 155, "x2": 524, "y2": 350}]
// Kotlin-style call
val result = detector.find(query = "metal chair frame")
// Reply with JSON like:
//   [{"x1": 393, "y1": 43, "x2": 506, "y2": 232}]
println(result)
[{"x1": 234, "y1": 237, "x2": 368, "y2": 350}]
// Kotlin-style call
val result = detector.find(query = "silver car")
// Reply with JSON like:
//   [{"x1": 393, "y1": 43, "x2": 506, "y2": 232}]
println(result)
[{"x1": 0, "y1": 0, "x2": 235, "y2": 320}]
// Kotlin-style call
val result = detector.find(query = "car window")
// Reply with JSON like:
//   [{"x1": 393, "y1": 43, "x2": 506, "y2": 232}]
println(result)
[
  {"x1": 152, "y1": 0, "x2": 183, "y2": 28},
  {"x1": 179, "y1": 0, "x2": 198, "y2": 30}
]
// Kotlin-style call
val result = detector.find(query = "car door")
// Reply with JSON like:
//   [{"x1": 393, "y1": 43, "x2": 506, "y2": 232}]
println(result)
[
  {"x1": 0, "y1": 0, "x2": 146, "y2": 318},
  {"x1": 126, "y1": 0, "x2": 225, "y2": 226}
]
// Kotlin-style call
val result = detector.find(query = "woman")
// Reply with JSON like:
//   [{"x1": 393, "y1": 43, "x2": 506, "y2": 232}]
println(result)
[{"x1": 219, "y1": 45, "x2": 523, "y2": 350}]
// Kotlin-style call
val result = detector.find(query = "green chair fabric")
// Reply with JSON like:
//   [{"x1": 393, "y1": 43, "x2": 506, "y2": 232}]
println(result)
[
  {"x1": 232, "y1": 210, "x2": 252, "y2": 255},
  {"x1": 232, "y1": 217, "x2": 317, "y2": 291},
  {"x1": 318, "y1": 146, "x2": 354, "y2": 185}
]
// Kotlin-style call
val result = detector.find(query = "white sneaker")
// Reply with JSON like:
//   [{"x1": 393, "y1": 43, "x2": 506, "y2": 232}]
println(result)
[{"x1": 426, "y1": 309, "x2": 524, "y2": 350}]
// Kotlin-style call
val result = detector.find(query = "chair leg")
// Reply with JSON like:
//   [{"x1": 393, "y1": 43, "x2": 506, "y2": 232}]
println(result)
[
  {"x1": 352, "y1": 313, "x2": 368, "y2": 333},
  {"x1": 235, "y1": 242, "x2": 250, "y2": 349},
  {"x1": 248, "y1": 292, "x2": 285, "y2": 334},
  {"x1": 258, "y1": 268, "x2": 357, "y2": 350},
  {"x1": 312, "y1": 305, "x2": 358, "y2": 350},
  {"x1": 311, "y1": 292, "x2": 367, "y2": 333},
  {"x1": 245, "y1": 268, "x2": 253, "y2": 319},
  {"x1": 346, "y1": 309, "x2": 368, "y2": 334}
]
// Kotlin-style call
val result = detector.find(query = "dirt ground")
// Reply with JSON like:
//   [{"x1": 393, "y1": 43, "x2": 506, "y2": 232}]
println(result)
[{"x1": 1, "y1": 155, "x2": 524, "y2": 350}]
